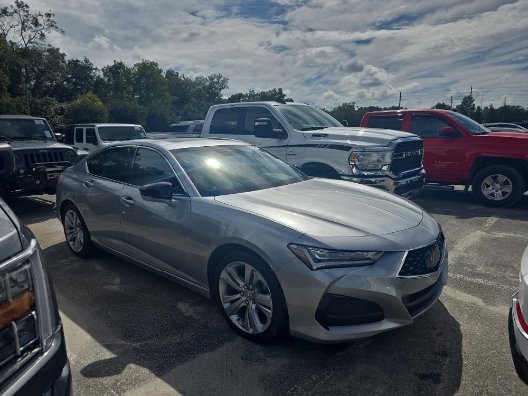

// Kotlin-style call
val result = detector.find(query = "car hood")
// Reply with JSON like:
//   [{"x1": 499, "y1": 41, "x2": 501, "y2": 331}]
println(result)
[
  {"x1": 215, "y1": 179, "x2": 424, "y2": 238},
  {"x1": 303, "y1": 127, "x2": 415, "y2": 148},
  {"x1": 9, "y1": 140, "x2": 73, "y2": 150},
  {"x1": 487, "y1": 131, "x2": 528, "y2": 140}
]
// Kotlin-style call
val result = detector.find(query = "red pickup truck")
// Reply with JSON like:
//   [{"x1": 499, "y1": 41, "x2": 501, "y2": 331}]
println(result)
[{"x1": 360, "y1": 109, "x2": 528, "y2": 207}]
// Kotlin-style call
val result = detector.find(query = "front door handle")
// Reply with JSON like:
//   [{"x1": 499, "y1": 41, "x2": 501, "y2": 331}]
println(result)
[
  {"x1": 83, "y1": 180, "x2": 93, "y2": 188},
  {"x1": 120, "y1": 196, "x2": 135, "y2": 207}
]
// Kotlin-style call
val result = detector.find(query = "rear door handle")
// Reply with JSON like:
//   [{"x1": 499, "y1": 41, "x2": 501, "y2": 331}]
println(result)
[
  {"x1": 83, "y1": 180, "x2": 93, "y2": 188},
  {"x1": 120, "y1": 196, "x2": 135, "y2": 207}
]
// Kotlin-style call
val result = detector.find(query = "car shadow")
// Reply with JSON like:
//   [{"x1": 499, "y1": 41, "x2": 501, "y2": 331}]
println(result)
[
  {"x1": 412, "y1": 188, "x2": 528, "y2": 221},
  {"x1": 42, "y1": 242, "x2": 462, "y2": 395},
  {"x1": 4, "y1": 195, "x2": 57, "y2": 223}
]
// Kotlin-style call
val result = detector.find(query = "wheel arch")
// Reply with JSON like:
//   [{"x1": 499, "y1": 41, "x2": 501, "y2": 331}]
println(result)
[
  {"x1": 470, "y1": 157, "x2": 528, "y2": 188},
  {"x1": 207, "y1": 242, "x2": 275, "y2": 295},
  {"x1": 299, "y1": 162, "x2": 341, "y2": 179}
]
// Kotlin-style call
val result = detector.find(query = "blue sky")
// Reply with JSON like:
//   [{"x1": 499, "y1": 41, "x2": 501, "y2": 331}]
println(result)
[{"x1": 18, "y1": 0, "x2": 528, "y2": 109}]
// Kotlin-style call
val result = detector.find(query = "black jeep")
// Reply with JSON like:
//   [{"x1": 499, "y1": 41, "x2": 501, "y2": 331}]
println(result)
[{"x1": 0, "y1": 116, "x2": 78, "y2": 197}]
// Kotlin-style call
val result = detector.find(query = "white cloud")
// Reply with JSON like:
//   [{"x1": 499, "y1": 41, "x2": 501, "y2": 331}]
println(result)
[{"x1": 21, "y1": 0, "x2": 528, "y2": 109}]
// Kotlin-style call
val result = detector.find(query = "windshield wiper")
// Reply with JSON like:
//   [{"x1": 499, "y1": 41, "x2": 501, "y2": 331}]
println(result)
[
  {"x1": 0, "y1": 135, "x2": 13, "y2": 142},
  {"x1": 299, "y1": 126, "x2": 329, "y2": 131}
]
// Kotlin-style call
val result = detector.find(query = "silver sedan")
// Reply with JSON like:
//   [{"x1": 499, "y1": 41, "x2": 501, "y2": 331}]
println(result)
[{"x1": 56, "y1": 139, "x2": 448, "y2": 343}]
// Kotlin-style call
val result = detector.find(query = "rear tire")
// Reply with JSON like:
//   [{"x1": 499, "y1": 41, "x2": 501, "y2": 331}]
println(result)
[
  {"x1": 471, "y1": 165, "x2": 525, "y2": 207},
  {"x1": 212, "y1": 250, "x2": 288, "y2": 342},
  {"x1": 62, "y1": 204, "x2": 95, "y2": 258}
]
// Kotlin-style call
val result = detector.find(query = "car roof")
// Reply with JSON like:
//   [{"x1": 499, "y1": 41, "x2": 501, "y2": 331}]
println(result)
[
  {"x1": 0, "y1": 115, "x2": 45, "y2": 120},
  {"x1": 365, "y1": 109, "x2": 455, "y2": 115},
  {"x1": 107, "y1": 138, "x2": 249, "y2": 151}
]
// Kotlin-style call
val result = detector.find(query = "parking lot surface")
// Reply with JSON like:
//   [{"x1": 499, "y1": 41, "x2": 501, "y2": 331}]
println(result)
[{"x1": 7, "y1": 189, "x2": 528, "y2": 395}]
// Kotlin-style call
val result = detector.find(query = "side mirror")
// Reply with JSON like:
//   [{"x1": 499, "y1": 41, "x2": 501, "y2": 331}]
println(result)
[
  {"x1": 140, "y1": 182, "x2": 174, "y2": 202},
  {"x1": 439, "y1": 126, "x2": 460, "y2": 137},
  {"x1": 254, "y1": 118, "x2": 287, "y2": 139}
]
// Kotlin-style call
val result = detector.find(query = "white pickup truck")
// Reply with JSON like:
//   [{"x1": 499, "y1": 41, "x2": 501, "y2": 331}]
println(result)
[{"x1": 187, "y1": 102, "x2": 426, "y2": 195}]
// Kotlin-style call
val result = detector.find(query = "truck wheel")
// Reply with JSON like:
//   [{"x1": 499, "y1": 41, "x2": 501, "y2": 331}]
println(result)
[{"x1": 471, "y1": 165, "x2": 525, "y2": 207}]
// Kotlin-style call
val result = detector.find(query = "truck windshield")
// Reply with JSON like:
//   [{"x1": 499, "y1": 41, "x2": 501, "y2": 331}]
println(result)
[
  {"x1": 276, "y1": 105, "x2": 342, "y2": 131},
  {"x1": 0, "y1": 119, "x2": 55, "y2": 141},
  {"x1": 448, "y1": 112, "x2": 489, "y2": 135},
  {"x1": 171, "y1": 145, "x2": 307, "y2": 196},
  {"x1": 98, "y1": 126, "x2": 148, "y2": 141}
]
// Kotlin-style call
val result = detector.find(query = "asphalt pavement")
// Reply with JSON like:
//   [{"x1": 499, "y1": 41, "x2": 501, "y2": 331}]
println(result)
[{"x1": 7, "y1": 188, "x2": 528, "y2": 395}]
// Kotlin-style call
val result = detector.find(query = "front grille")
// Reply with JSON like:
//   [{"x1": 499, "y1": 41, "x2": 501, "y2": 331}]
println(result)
[
  {"x1": 0, "y1": 263, "x2": 40, "y2": 376},
  {"x1": 0, "y1": 156, "x2": 4, "y2": 172},
  {"x1": 402, "y1": 279, "x2": 441, "y2": 317},
  {"x1": 391, "y1": 140, "x2": 423, "y2": 174},
  {"x1": 20, "y1": 150, "x2": 65, "y2": 169},
  {"x1": 399, "y1": 232, "x2": 445, "y2": 277}
]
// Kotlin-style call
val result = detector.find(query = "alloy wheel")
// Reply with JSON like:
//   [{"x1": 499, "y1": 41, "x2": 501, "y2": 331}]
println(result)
[
  {"x1": 218, "y1": 261, "x2": 273, "y2": 335},
  {"x1": 481, "y1": 174, "x2": 513, "y2": 201},
  {"x1": 64, "y1": 209, "x2": 85, "y2": 253}
]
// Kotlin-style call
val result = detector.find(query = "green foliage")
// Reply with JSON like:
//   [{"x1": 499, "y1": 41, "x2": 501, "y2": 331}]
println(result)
[
  {"x1": 106, "y1": 99, "x2": 145, "y2": 124},
  {"x1": 227, "y1": 88, "x2": 293, "y2": 104},
  {"x1": 328, "y1": 103, "x2": 385, "y2": 127},
  {"x1": 65, "y1": 92, "x2": 107, "y2": 124},
  {"x1": 432, "y1": 102, "x2": 451, "y2": 110},
  {"x1": 456, "y1": 95, "x2": 476, "y2": 117}
]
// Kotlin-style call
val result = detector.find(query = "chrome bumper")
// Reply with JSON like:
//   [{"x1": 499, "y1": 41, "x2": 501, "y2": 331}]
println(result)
[{"x1": 342, "y1": 168, "x2": 426, "y2": 197}]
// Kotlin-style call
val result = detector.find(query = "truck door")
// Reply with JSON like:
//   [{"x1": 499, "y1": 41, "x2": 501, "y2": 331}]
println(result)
[{"x1": 409, "y1": 113, "x2": 467, "y2": 182}]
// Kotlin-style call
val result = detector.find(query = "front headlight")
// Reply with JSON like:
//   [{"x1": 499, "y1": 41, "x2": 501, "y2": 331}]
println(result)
[
  {"x1": 64, "y1": 150, "x2": 76, "y2": 163},
  {"x1": 349, "y1": 151, "x2": 391, "y2": 170},
  {"x1": 288, "y1": 244, "x2": 383, "y2": 270}
]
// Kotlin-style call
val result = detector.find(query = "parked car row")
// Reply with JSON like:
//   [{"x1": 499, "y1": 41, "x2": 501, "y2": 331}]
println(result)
[{"x1": 360, "y1": 109, "x2": 528, "y2": 207}]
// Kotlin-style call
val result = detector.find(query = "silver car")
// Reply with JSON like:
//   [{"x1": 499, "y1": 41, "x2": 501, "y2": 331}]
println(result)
[
  {"x1": 509, "y1": 246, "x2": 528, "y2": 383},
  {"x1": 56, "y1": 139, "x2": 448, "y2": 343}
]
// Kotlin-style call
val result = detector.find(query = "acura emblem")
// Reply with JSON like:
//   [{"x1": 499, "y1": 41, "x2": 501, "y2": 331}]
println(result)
[{"x1": 425, "y1": 244, "x2": 441, "y2": 268}]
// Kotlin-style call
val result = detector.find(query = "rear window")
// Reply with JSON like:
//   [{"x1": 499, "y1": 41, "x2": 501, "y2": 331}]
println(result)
[
  {"x1": 169, "y1": 124, "x2": 190, "y2": 133},
  {"x1": 210, "y1": 108, "x2": 246, "y2": 135},
  {"x1": 367, "y1": 115, "x2": 403, "y2": 131}
]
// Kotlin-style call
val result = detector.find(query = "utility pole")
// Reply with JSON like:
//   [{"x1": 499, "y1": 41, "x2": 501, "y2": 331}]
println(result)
[
  {"x1": 398, "y1": 91, "x2": 402, "y2": 109},
  {"x1": 470, "y1": 86, "x2": 473, "y2": 97},
  {"x1": 450, "y1": 96, "x2": 453, "y2": 109},
  {"x1": 481, "y1": 91, "x2": 483, "y2": 108}
]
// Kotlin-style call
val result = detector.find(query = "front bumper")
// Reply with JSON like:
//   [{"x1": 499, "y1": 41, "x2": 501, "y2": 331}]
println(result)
[
  {"x1": 342, "y1": 168, "x2": 425, "y2": 197},
  {"x1": 3, "y1": 163, "x2": 69, "y2": 194},
  {"x1": 276, "y1": 249, "x2": 448, "y2": 343},
  {"x1": 509, "y1": 293, "x2": 528, "y2": 383},
  {"x1": 2, "y1": 328, "x2": 71, "y2": 396}
]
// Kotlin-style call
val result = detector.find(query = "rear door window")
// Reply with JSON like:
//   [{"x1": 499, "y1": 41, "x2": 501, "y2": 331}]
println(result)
[
  {"x1": 87, "y1": 147, "x2": 135, "y2": 183},
  {"x1": 209, "y1": 107, "x2": 246, "y2": 135},
  {"x1": 367, "y1": 115, "x2": 404, "y2": 130},
  {"x1": 410, "y1": 115, "x2": 454, "y2": 138},
  {"x1": 75, "y1": 128, "x2": 84, "y2": 143}
]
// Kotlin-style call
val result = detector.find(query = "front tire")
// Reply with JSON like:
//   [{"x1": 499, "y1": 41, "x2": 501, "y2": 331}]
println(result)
[
  {"x1": 212, "y1": 250, "x2": 288, "y2": 342},
  {"x1": 62, "y1": 204, "x2": 95, "y2": 258},
  {"x1": 471, "y1": 165, "x2": 525, "y2": 207}
]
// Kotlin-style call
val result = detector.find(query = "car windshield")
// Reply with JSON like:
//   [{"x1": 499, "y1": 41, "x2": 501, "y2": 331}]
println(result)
[
  {"x1": 171, "y1": 145, "x2": 307, "y2": 196},
  {"x1": 276, "y1": 105, "x2": 342, "y2": 131},
  {"x1": 98, "y1": 126, "x2": 148, "y2": 141},
  {"x1": 448, "y1": 112, "x2": 489, "y2": 135},
  {"x1": 0, "y1": 119, "x2": 55, "y2": 141}
]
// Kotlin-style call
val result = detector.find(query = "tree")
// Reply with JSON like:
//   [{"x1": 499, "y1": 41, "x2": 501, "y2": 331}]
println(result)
[
  {"x1": 99, "y1": 61, "x2": 134, "y2": 101},
  {"x1": 0, "y1": 0, "x2": 63, "y2": 50},
  {"x1": 65, "y1": 92, "x2": 107, "y2": 124},
  {"x1": 432, "y1": 102, "x2": 451, "y2": 110},
  {"x1": 456, "y1": 95, "x2": 476, "y2": 117},
  {"x1": 227, "y1": 88, "x2": 293, "y2": 104},
  {"x1": 106, "y1": 99, "x2": 145, "y2": 124}
]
